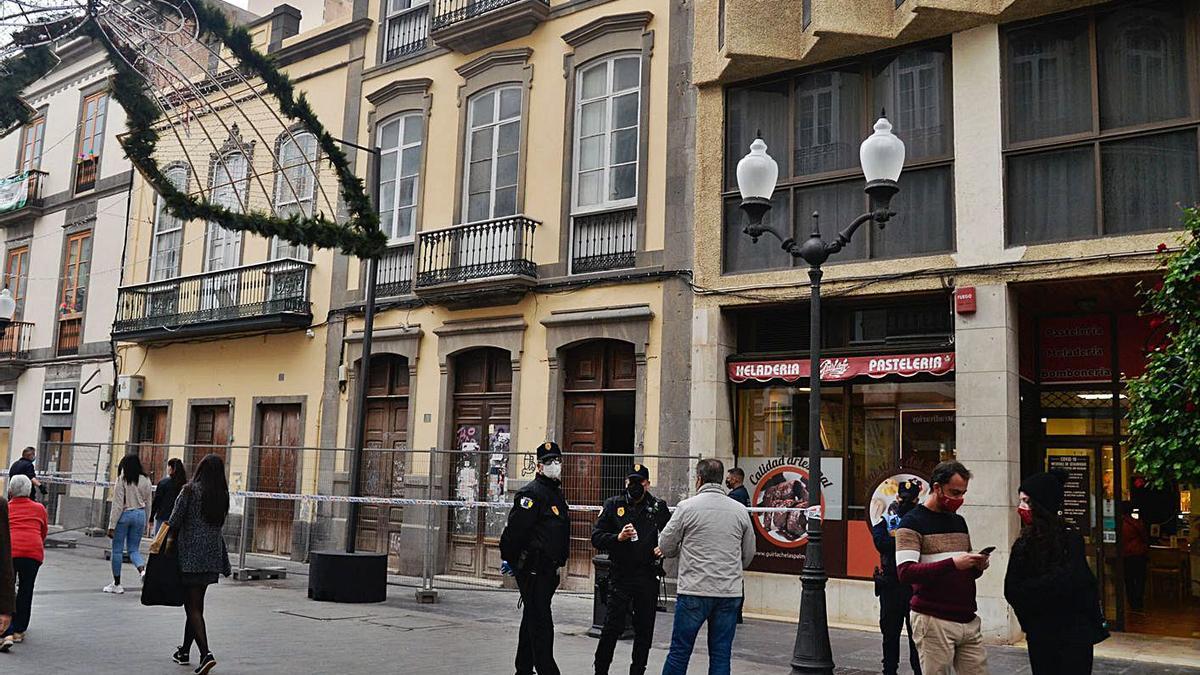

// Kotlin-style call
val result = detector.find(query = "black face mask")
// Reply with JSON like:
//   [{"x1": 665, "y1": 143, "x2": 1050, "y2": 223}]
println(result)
[{"x1": 626, "y1": 480, "x2": 646, "y2": 502}]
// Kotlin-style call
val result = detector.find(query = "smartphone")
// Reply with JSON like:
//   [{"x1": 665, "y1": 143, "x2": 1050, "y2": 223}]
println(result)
[{"x1": 978, "y1": 546, "x2": 996, "y2": 556}]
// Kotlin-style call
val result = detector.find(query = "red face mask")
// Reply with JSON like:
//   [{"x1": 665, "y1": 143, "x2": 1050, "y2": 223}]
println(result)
[
  {"x1": 937, "y1": 490, "x2": 964, "y2": 513},
  {"x1": 1018, "y1": 507, "x2": 1033, "y2": 527}
]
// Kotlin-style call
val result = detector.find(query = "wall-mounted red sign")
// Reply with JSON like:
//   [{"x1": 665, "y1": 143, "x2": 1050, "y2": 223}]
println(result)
[
  {"x1": 955, "y1": 286, "x2": 977, "y2": 314},
  {"x1": 728, "y1": 352, "x2": 956, "y2": 384},
  {"x1": 1039, "y1": 315, "x2": 1111, "y2": 384}
]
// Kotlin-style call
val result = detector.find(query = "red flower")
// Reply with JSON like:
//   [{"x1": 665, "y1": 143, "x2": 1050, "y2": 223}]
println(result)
[
  {"x1": 1150, "y1": 316, "x2": 1164, "y2": 329},
  {"x1": 1187, "y1": 401, "x2": 1197, "y2": 414},
  {"x1": 1157, "y1": 243, "x2": 1169, "y2": 253},
  {"x1": 1153, "y1": 281, "x2": 1164, "y2": 292}
]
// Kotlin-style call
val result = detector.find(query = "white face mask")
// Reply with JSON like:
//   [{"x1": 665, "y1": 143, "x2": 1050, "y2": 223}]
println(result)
[{"x1": 541, "y1": 462, "x2": 562, "y2": 480}]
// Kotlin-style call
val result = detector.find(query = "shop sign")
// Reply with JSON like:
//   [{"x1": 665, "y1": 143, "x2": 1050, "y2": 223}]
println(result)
[
  {"x1": 1039, "y1": 315, "x2": 1112, "y2": 383},
  {"x1": 1046, "y1": 449, "x2": 1092, "y2": 532},
  {"x1": 728, "y1": 353, "x2": 955, "y2": 384},
  {"x1": 741, "y1": 456, "x2": 843, "y2": 574}
]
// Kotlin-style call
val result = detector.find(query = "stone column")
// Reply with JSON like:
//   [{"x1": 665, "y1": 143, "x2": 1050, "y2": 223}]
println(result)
[{"x1": 688, "y1": 302, "x2": 735, "y2": 484}]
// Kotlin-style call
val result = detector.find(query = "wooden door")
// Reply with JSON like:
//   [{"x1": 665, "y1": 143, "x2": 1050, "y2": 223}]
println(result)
[
  {"x1": 132, "y1": 406, "x2": 169, "y2": 482},
  {"x1": 447, "y1": 348, "x2": 512, "y2": 579},
  {"x1": 251, "y1": 404, "x2": 300, "y2": 556},
  {"x1": 188, "y1": 405, "x2": 230, "y2": 474},
  {"x1": 356, "y1": 356, "x2": 410, "y2": 568},
  {"x1": 563, "y1": 393, "x2": 603, "y2": 584},
  {"x1": 40, "y1": 428, "x2": 72, "y2": 525}
]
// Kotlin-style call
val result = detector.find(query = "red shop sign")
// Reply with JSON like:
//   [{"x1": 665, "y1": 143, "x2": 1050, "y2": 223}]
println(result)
[{"x1": 728, "y1": 352, "x2": 956, "y2": 384}]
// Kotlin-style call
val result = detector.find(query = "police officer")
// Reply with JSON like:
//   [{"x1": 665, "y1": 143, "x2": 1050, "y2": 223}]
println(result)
[
  {"x1": 591, "y1": 463, "x2": 671, "y2": 675},
  {"x1": 500, "y1": 442, "x2": 571, "y2": 675},
  {"x1": 871, "y1": 479, "x2": 923, "y2": 675}
]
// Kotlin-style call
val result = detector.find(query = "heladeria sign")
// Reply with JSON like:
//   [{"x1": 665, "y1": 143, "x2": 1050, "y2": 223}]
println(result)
[
  {"x1": 728, "y1": 352, "x2": 955, "y2": 384},
  {"x1": 739, "y1": 455, "x2": 843, "y2": 574}
]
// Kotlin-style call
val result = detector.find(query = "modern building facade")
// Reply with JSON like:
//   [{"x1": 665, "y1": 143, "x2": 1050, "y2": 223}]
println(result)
[{"x1": 693, "y1": 0, "x2": 1194, "y2": 643}]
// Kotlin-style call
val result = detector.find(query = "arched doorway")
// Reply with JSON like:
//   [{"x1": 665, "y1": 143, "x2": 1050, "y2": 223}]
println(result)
[
  {"x1": 448, "y1": 347, "x2": 512, "y2": 578},
  {"x1": 354, "y1": 354, "x2": 410, "y2": 567},
  {"x1": 561, "y1": 339, "x2": 636, "y2": 585}
]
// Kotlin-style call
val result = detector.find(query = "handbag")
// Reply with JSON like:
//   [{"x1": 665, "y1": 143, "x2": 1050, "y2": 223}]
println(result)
[{"x1": 141, "y1": 523, "x2": 185, "y2": 607}]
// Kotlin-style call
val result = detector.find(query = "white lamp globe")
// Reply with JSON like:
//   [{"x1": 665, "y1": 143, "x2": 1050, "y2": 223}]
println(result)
[
  {"x1": 736, "y1": 137, "x2": 779, "y2": 201},
  {"x1": 859, "y1": 116, "x2": 905, "y2": 183}
]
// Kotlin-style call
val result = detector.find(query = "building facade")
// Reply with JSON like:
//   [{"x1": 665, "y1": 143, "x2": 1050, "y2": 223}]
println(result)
[
  {"x1": 694, "y1": 0, "x2": 1194, "y2": 643},
  {"x1": 0, "y1": 35, "x2": 135, "y2": 528}
]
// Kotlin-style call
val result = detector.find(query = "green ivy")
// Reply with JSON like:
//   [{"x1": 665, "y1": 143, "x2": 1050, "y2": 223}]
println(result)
[
  {"x1": 1127, "y1": 207, "x2": 1200, "y2": 488},
  {"x1": 1, "y1": 1, "x2": 385, "y2": 257}
]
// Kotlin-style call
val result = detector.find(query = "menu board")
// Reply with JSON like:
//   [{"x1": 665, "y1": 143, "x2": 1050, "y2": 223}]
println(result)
[{"x1": 1046, "y1": 449, "x2": 1091, "y2": 530}]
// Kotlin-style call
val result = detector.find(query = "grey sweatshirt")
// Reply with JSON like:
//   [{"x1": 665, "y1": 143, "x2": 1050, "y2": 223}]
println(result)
[
  {"x1": 108, "y1": 475, "x2": 152, "y2": 530},
  {"x1": 658, "y1": 482, "x2": 756, "y2": 598}
]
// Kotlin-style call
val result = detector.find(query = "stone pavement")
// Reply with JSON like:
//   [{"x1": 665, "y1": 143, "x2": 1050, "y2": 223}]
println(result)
[{"x1": 3, "y1": 545, "x2": 1198, "y2": 674}]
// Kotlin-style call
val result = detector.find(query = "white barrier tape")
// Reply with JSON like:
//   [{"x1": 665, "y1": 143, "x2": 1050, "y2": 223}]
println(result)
[{"x1": 38, "y1": 476, "x2": 810, "y2": 514}]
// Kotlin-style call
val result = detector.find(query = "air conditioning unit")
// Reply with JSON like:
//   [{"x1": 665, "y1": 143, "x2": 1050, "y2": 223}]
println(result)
[{"x1": 117, "y1": 375, "x2": 145, "y2": 401}]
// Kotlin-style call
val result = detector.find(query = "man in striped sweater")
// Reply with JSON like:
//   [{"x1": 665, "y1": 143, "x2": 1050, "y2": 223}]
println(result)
[{"x1": 895, "y1": 461, "x2": 990, "y2": 675}]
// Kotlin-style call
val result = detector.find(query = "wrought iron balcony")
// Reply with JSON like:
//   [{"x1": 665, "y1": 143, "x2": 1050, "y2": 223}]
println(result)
[
  {"x1": 0, "y1": 170, "x2": 47, "y2": 226},
  {"x1": 112, "y1": 258, "x2": 315, "y2": 342},
  {"x1": 571, "y1": 208, "x2": 637, "y2": 274},
  {"x1": 375, "y1": 243, "x2": 415, "y2": 298},
  {"x1": 414, "y1": 216, "x2": 537, "y2": 306},
  {"x1": 383, "y1": 3, "x2": 429, "y2": 62},
  {"x1": 429, "y1": 0, "x2": 549, "y2": 53},
  {"x1": 0, "y1": 320, "x2": 32, "y2": 378},
  {"x1": 75, "y1": 157, "x2": 98, "y2": 192}
]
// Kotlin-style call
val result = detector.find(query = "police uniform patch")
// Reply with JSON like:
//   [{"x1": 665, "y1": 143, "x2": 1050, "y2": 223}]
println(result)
[
  {"x1": 551, "y1": 505, "x2": 560, "y2": 516},
  {"x1": 519, "y1": 497, "x2": 534, "y2": 509},
  {"x1": 634, "y1": 463, "x2": 641, "y2": 471},
  {"x1": 544, "y1": 442, "x2": 552, "y2": 450},
  {"x1": 617, "y1": 506, "x2": 625, "y2": 517}
]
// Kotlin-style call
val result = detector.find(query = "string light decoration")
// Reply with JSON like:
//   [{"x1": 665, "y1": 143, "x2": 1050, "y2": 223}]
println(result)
[{"x1": 1, "y1": 0, "x2": 386, "y2": 257}]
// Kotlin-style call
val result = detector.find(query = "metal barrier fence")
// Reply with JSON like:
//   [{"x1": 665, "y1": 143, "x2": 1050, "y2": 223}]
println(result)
[{"x1": 14, "y1": 442, "x2": 702, "y2": 596}]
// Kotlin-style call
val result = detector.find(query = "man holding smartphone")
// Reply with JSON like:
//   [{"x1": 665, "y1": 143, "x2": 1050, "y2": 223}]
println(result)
[{"x1": 895, "y1": 461, "x2": 990, "y2": 675}]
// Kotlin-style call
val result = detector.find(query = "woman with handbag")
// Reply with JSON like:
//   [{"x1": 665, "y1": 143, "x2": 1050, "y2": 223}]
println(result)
[
  {"x1": 168, "y1": 453, "x2": 232, "y2": 675},
  {"x1": 1005, "y1": 470, "x2": 1108, "y2": 674},
  {"x1": 105, "y1": 454, "x2": 152, "y2": 594},
  {"x1": 2, "y1": 475, "x2": 47, "y2": 650}
]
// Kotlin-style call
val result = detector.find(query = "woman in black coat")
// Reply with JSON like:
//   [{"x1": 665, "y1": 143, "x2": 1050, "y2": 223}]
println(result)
[
  {"x1": 150, "y1": 458, "x2": 186, "y2": 533},
  {"x1": 1005, "y1": 470, "x2": 1108, "y2": 674}
]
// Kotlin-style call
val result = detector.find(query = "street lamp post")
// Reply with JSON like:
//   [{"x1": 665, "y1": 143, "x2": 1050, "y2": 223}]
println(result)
[
  {"x1": 735, "y1": 113, "x2": 906, "y2": 675},
  {"x1": 0, "y1": 288, "x2": 15, "y2": 336}
]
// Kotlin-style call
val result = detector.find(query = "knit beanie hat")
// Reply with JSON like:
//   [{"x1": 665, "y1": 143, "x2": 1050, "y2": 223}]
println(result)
[{"x1": 1019, "y1": 470, "x2": 1067, "y2": 513}]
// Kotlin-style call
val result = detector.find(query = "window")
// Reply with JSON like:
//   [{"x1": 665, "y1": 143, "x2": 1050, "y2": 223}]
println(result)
[
  {"x1": 206, "y1": 151, "x2": 247, "y2": 271},
  {"x1": 60, "y1": 231, "x2": 92, "y2": 316},
  {"x1": 573, "y1": 55, "x2": 641, "y2": 212},
  {"x1": 1004, "y1": 2, "x2": 1200, "y2": 244},
  {"x1": 4, "y1": 246, "x2": 28, "y2": 311},
  {"x1": 383, "y1": 0, "x2": 429, "y2": 62},
  {"x1": 75, "y1": 91, "x2": 108, "y2": 191},
  {"x1": 378, "y1": 113, "x2": 424, "y2": 242},
  {"x1": 17, "y1": 117, "x2": 45, "y2": 173},
  {"x1": 272, "y1": 132, "x2": 318, "y2": 260},
  {"x1": 722, "y1": 44, "x2": 954, "y2": 273},
  {"x1": 463, "y1": 86, "x2": 522, "y2": 222},
  {"x1": 151, "y1": 167, "x2": 188, "y2": 280}
]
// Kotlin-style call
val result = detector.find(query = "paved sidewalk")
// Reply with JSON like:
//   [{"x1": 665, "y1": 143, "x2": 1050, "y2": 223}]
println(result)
[{"x1": 2, "y1": 546, "x2": 1197, "y2": 674}]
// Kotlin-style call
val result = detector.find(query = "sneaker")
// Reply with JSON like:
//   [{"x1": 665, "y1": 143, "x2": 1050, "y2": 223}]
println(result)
[
  {"x1": 102, "y1": 582, "x2": 124, "y2": 594},
  {"x1": 11, "y1": 633, "x2": 23, "y2": 643},
  {"x1": 0, "y1": 635, "x2": 12, "y2": 653},
  {"x1": 172, "y1": 646, "x2": 190, "y2": 665},
  {"x1": 194, "y1": 653, "x2": 216, "y2": 674},
  {"x1": 140, "y1": 569, "x2": 146, "y2": 581}
]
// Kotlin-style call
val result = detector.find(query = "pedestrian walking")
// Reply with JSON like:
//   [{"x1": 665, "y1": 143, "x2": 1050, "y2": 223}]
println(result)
[
  {"x1": 3, "y1": 475, "x2": 46, "y2": 650},
  {"x1": 895, "y1": 461, "x2": 990, "y2": 675},
  {"x1": 871, "y1": 479, "x2": 922, "y2": 675},
  {"x1": 152, "y1": 458, "x2": 187, "y2": 533},
  {"x1": 725, "y1": 468, "x2": 750, "y2": 507},
  {"x1": 1120, "y1": 502, "x2": 1149, "y2": 612},
  {"x1": 8, "y1": 447, "x2": 45, "y2": 501},
  {"x1": 105, "y1": 454, "x2": 152, "y2": 594},
  {"x1": 1005, "y1": 470, "x2": 1107, "y2": 675},
  {"x1": 658, "y1": 458, "x2": 755, "y2": 675},
  {"x1": 592, "y1": 463, "x2": 671, "y2": 675},
  {"x1": 499, "y1": 442, "x2": 571, "y2": 675},
  {"x1": 0, "y1": 494, "x2": 14, "y2": 654},
  {"x1": 168, "y1": 453, "x2": 232, "y2": 675}
]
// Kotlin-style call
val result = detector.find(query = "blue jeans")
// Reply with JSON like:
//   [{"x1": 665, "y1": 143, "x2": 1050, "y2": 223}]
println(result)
[
  {"x1": 661, "y1": 594, "x2": 742, "y2": 675},
  {"x1": 112, "y1": 509, "x2": 147, "y2": 578}
]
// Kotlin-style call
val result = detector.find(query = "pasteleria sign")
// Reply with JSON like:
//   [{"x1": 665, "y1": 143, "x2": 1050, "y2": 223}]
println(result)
[{"x1": 728, "y1": 353, "x2": 955, "y2": 384}]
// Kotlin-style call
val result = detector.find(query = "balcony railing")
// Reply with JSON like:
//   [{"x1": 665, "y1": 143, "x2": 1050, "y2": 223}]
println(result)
[
  {"x1": 57, "y1": 317, "x2": 81, "y2": 356},
  {"x1": 0, "y1": 170, "x2": 47, "y2": 224},
  {"x1": 75, "y1": 157, "x2": 98, "y2": 192},
  {"x1": 416, "y1": 216, "x2": 537, "y2": 288},
  {"x1": 429, "y1": 0, "x2": 548, "y2": 53},
  {"x1": 0, "y1": 321, "x2": 33, "y2": 360},
  {"x1": 384, "y1": 4, "x2": 429, "y2": 62},
  {"x1": 376, "y1": 243, "x2": 415, "y2": 298},
  {"x1": 571, "y1": 208, "x2": 637, "y2": 274},
  {"x1": 113, "y1": 258, "x2": 315, "y2": 341}
]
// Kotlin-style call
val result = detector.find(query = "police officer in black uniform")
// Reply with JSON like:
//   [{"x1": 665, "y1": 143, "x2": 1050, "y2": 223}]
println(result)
[
  {"x1": 871, "y1": 479, "x2": 923, "y2": 675},
  {"x1": 591, "y1": 463, "x2": 671, "y2": 675},
  {"x1": 500, "y1": 442, "x2": 571, "y2": 675}
]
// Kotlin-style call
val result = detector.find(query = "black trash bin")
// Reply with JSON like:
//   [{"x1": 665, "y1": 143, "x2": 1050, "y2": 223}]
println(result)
[{"x1": 589, "y1": 553, "x2": 634, "y2": 639}]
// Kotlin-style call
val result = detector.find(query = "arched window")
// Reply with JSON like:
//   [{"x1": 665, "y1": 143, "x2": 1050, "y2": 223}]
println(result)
[
  {"x1": 378, "y1": 113, "x2": 424, "y2": 242},
  {"x1": 151, "y1": 165, "x2": 188, "y2": 280},
  {"x1": 272, "y1": 131, "x2": 318, "y2": 259},
  {"x1": 206, "y1": 151, "x2": 247, "y2": 272},
  {"x1": 463, "y1": 85, "x2": 522, "y2": 222},
  {"x1": 573, "y1": 55, "x2": 640, "y2": 212}
]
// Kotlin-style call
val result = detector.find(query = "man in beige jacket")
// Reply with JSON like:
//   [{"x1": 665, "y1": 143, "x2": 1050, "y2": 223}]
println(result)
[{"x1": 658, "y1": 458, "x2": 755, "y2": 675}]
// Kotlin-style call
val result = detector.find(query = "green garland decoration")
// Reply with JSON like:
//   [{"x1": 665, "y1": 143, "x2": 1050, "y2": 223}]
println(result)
[
  {"x1": 1127, "y1": 208, "x2": 1200, "y2": 487},
  {"x1": 0, "y1": 0, "x2": 384, "y2": 257}
]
